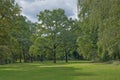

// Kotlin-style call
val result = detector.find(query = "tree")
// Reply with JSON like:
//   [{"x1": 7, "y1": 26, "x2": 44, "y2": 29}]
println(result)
[
  {"x1": 77, "y1": 0, "x2": 120, "y2": 61},
  {"x1": 77, "y1": 0, "x2": 99, "y2": 60},
  {"x1": 0, "y1": 0, "x2": 20, "y2": 64},
  {"x1": 12, "y1": 15, "x2": 32, "y2": 63},
  {"x1": 59, "y1": 19, "x2": 78, "y2": 62},
  {"x1": 60, "y1": 30, "x2": 76, "y2": 62},
  {"x1": 32, "y1": 9, "x2": 68, "y2": 63},
  {"x1": 97, "y1": 0, "x2": 120, "y2": 60}
]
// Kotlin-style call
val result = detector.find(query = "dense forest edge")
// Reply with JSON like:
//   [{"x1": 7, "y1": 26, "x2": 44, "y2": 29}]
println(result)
[{"x1": 0, "y1": 0, "x2": 120, "y2": 65}]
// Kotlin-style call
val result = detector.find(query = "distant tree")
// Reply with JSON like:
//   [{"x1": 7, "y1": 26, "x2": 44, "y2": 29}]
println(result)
[
  {"x1": 32, "y1": 9, "x2": 68, "y2": 63},
  {"x1": 59, "y1": 19, "x2": 77, "y2": 63},
  {"x1": 12, "y1": 15, "x2": 32, "y2": 63}
]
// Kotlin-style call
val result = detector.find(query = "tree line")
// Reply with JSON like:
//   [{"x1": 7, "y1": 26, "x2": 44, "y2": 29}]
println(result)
[
  {"x1": 0, "y1": 0, "x2": 119, "y2": 64},
  {"x1": 77, "y1": 0, "x2": 120, "y2": 61}
]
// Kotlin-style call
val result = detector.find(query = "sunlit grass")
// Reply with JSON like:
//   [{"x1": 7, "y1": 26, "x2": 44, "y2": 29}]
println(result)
[{"x1": 0, "y1": 61, "x2": 120, "y2": 80}]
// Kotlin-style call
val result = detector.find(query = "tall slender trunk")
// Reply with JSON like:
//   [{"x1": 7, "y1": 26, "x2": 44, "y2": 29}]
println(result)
[
  {"x1": 53, "y1": 45, "x2": 56, "y2": 63},
  {"x1": 0, "y1": 56, "x2": 3, "y2": 65},
  {"x1": 19, "y1": 42, "x2": 22, "y2": 63},
  {"x1": 30, "y1": 54, "x2": 33, "y2": 63},
  {"x1": 53, "y1": 51, "x2": 56, "y2": 63},
  {"x1": 19, "y1": 52, "x2": 22, "y2": 63},
  {"x1": 40, "y1": 55, "x2": 43, "y2": 62},
  {"x1": 23, "y1": 49, "x2": 26, "y2": 63},
  {"x1": 65, "y1": 48, "x2": 68, "y2": 63}
]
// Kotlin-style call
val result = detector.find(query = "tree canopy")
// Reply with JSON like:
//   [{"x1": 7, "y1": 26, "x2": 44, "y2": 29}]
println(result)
[
  {"x1": 77, "y1": 0, "x2": 120, "y2": 61},
  {"x1": 0, "y1": 0, "x2": 119, "y2": 64}
]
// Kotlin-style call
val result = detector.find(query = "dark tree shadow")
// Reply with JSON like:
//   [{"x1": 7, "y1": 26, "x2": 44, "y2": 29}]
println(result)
[
  {"x1": 34, "y1": 66, "x2": 96, "y2": 80},
  {"x1": 68, "y1": 61, "x2": 93, "y2": 64},
  {"x1": 0, "y1": 63, "x2": 96, "y2": 80}
]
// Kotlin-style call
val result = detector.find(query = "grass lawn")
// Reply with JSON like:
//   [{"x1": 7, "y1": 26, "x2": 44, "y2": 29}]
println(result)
[{"x1": 0, "y1": 61, "x2": 120, "y2": 80}]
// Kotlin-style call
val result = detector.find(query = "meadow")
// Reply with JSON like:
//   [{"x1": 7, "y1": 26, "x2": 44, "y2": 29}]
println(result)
[{"x1": 0, "y1": 61, "x2": 120, "y2": 80}]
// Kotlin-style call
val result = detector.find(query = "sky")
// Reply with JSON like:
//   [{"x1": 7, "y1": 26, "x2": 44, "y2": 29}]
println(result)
[{"x1": 15, "y1": 0, "x2": 78, "y2": 22}]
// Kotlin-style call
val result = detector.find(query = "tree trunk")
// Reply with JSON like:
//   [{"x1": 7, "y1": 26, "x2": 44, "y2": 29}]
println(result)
[
  {"x1": 19, "y1": 52, "x2": 22, "y2": 63},
  {"x1": 65, "y1": 49, "x2": 68, "y2": 63},
  {"x1": 53, "y1": 50, "x2": 56, "y2": 63},
  {"x1": 23, "y1": 49, "x2": 26, "y2": 63},
  {"x1": 65, "y1": 53, "x2": 68, "y2": 63},
  {"x1": 53, "y1": 45, "x2": 56, "y2": 63},
  {"x1": 0, "y1": 56, "x2": 1, "y2": 65},
  {"x1": 40, "y1": 55, "x2": 43, "y2": 62},
  {"x1": 30, "y1": 54, "x2": 33, "y2": 63}
]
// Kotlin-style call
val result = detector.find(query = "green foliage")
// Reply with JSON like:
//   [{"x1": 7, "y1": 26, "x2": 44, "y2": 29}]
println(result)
[
  {"x1": 97, "y1": 0, "x2": 120, "y2": 60},
  {"x1": 77, "y1": 0, "x2": 120, "y2": 61},
  {"x1": 0, "y1": 46, "x2": 11, "y2": 64},
  {"x1": 12, "y1": 15, "x2": 32, "y2": 62},
  {"x1": 29, "y1": 9, "x2": 79, "y2": 63},
  {"x1": 30, "y1": 9, "x2": 70, "y2": 63},
  {"x1": 0, "y1": 0, "x2": 32, "y2": 64},
  {"x1": 1, "y1": 0, "x2": 119, "y2": 64},
  {"x1": 0, "y1": 0, "x2": 21, "y2": 64},
  {"x1": 59, "y1": 19, "x2": 78, "y2": 62}
]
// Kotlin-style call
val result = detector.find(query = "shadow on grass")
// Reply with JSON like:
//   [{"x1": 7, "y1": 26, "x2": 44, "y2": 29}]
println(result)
[
  {"x1": 32, "y1": 67, "x2": 96, "y2": 80},
  {"x1": 0, "y1": 63, "x2": 96, "y2": 80},
  {"x1": 68, "y1": 60, "x2": 93, "y2": 64},
  {"x1": 72, "y1": 71, "x2": 95, "y2": 76}
]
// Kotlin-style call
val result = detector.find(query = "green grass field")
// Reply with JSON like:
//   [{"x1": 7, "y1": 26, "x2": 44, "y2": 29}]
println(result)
[{"x1": 0, "y1": 61, "x2": 120, "y2": 80}]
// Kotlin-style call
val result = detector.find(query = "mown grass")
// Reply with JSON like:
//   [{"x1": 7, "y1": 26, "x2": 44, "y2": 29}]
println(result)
[{"x1": 0, "y1": 61, "x2": 120, "y2": 80}]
